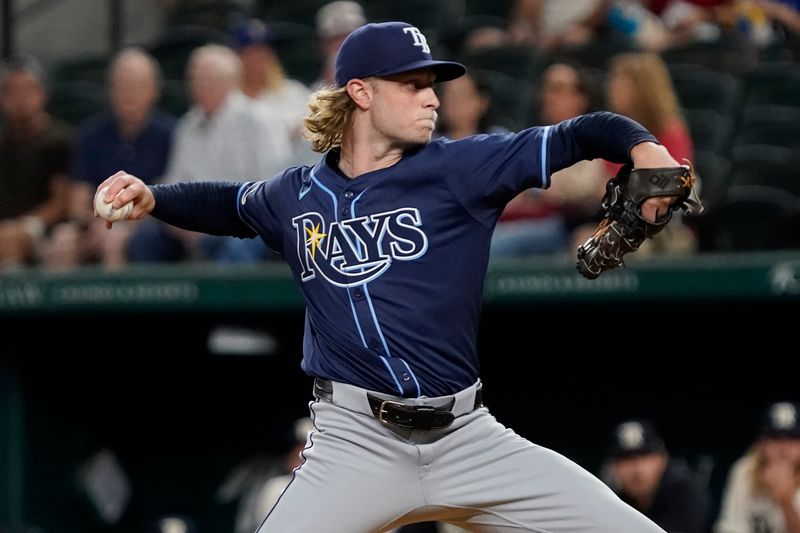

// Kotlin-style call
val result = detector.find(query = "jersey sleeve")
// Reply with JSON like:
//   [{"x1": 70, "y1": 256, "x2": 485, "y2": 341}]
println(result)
[
  {"x1": 236, "y1": 172, "x2": 287, "y2": 254},
  {"x1": 443, "y1": 112, "x2": 656, "y2": 226},
  {"x1": 442, "y1": 126, "x2": 555, "y2": 226}
]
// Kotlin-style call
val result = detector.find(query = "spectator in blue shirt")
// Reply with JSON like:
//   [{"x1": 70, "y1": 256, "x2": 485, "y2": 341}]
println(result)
[{"x1": 43, "y1": 48, "x2": 175, "y2": 268}]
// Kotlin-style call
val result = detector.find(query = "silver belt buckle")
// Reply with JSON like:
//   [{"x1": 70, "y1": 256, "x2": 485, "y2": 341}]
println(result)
[{"x1": 378, "y1": 400, "x2": 410, "y2": 426}]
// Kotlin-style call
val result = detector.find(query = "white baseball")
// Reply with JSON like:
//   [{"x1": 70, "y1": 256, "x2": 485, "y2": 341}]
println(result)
[{"x1": 94, "y1": 186, "x2": 133, "y2": 222}]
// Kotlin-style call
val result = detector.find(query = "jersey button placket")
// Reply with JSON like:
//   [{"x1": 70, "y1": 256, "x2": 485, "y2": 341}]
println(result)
[{"x1": 344, "y1": 190, "x2": 354, "y2": 199}]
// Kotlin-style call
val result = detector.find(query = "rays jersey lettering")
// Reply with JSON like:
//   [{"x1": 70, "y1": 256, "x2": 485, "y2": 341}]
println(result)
[{"x1": 292, "y1": 208, "x2": 428, "y2": 287}]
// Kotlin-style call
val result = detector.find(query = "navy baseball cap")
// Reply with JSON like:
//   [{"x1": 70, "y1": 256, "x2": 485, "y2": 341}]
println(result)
[
  {"x1": 760, "y1": 401, "x2": 800, "y2": 439},
  {"x1": 232, "y1": 19, "x2": 273, "y2": 48},
  {"x1": 609, "y1": 419, "x2": 666, "y2": 459},
  {"x1": 334, "y1": 22, "x2": 466, "y2": 87}
]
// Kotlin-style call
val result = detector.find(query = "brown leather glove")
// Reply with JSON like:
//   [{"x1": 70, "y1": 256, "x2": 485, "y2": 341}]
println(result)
[{"x1": 576, "y1": 164, "x2": 703, "y2": 279}]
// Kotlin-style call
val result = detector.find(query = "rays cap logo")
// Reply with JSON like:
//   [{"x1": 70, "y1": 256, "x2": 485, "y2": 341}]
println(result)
[{"x1": 334, "y1": 21, "x2": 466, "y2": 87}]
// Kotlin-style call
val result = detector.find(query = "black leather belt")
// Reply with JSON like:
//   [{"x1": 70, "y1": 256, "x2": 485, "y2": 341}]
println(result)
[
  {"x1": 314, "y1": 378, "x2": 483, "y2": 431},
  {"x1": 367, "y1": 396, "x2": 456, "y2": 430}
]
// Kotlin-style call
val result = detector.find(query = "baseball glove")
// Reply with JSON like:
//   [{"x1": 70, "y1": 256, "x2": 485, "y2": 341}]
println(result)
[{"x1": 576, "y1": 163, "x2": 703, "y2": 279}]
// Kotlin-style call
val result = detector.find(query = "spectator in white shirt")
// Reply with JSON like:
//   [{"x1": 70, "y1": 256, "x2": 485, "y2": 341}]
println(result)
[
  {"x1": 233, "y1": 19, "x2": 311, "y2": 144},
  {"x1": 164, "y1": 43, "x2": 289, "y2": 184},
  {"x1": 314, "y1": 1, "x2": 366, "y2": 88},
  {"x1": 716, "y1": 401, "x2": 800, "y2": 533},
  {"x1": 128, "y1": 44, "x2": 289, "y2": 263}
]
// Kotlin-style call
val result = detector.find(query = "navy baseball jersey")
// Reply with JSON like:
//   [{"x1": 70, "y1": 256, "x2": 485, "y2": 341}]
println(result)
[{"x1": 235, "y1": 113, "x2": 654, "y2": 397}]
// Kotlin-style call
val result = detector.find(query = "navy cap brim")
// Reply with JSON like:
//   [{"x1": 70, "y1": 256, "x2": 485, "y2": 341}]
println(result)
[
  {"x1": 373, "y1": 59, "x2": 466, "y2": 83},
  {"x1": 760, "y1": 428, "x2": 800, "y2": 439},
  {"x1": 611, "y1": 444, "x2": 666, "y2": 460}
]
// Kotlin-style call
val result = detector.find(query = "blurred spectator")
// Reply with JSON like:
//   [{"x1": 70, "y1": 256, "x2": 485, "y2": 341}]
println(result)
[
  {"x1": 606, "y1": 52, "x2": 693, "y2": 165},
  {"x1": 47, "y1": 48, "x2": 175, "y2": 269},
  {"x1": 536, "y1": 62, "x2": 606, "y2": 229},
  {"x1": 606, "y1": 0, "x2": 674, "y2": 50},
  {"x1": 605, "y1": 419, "x2": 710, "y2": 533},
  {"x1": 713, "y1": 0, "x2": 785, "y2": 46},
  {"x1": 128, "y1": 44, "x2": 289, "y2": 263},
  {"x1": 537, "y1": 61, "x2": 601, "y2": 125},
  {"x1": 436, "y1": 71, "x2": 507, "y2": 140},
  {"x1": 233, "y1": 18, "x2": 312, "y2": 147},
  {"x1": 165, "y1": 45, "x2": 288, "y2": 183},
  {"x1": 40, "y1": 221, "x2": 86, "y2": 269},
  {"x1": 168, "y1": 43, "x2": 289, "y2": 182},
  {"x1": 314, "y1": 1, "x2": 366, "y2": 88},
  {"x1": 648, "y1": 0, "x2": 798, "y2": 48},
  {"x1": 614, "y1": 0, "x2": 782, "y2": 51},
  {"x1": 755, "y1": 0, "x2": 800, "y2": 35},
  {"x1": 603, "y1": 51, "x2": 696, "y2": 254},
  {"x1": 642, "y1": 0, "x2": 791, "y2": 49},
  {"x1": 217, "y1": 417, "x2": 313, "y2": 533},
  {"x1": 0, "y1": 55, "x2": 71, "y2": 268},
  {"x1": 715, "y1": 401, "x2": 800, "y2": 533},
  {"x1": 652, "y1": 0, "x2": 725, "y2": 45},
  {"x1": 491, "y1": 62, "x2": 604, "y2": 258},
  {"x1": 509, "y1": 0, "x2": 612, "y2": 49}
]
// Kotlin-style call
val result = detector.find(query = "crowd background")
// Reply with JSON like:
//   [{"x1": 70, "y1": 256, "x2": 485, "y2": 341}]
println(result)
[
  {"x1": 2, "y1": 0, "x2": 800, "y2": 532},
  {"x1": 3, "y1": 0, "x2": 800, "y2": 269}
]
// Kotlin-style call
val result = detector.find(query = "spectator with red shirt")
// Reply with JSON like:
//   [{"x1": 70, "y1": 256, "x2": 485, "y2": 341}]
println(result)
[
  {"x1": 605, "y1": 52, "x2": 693, "y2": 169},
  {"x1": 600, "y1": 51, "x2": 697, "y2": 255}
]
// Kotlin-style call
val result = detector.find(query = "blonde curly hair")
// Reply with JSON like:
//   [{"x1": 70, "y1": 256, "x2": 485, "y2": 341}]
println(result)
[{"x1": 304, "y1": 86, "x2": 356, "y2": 153}]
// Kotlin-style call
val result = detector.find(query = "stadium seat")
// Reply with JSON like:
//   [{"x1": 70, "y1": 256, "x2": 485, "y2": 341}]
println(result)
[
  {"x1": 159, "y1": 79, "x2": 191, "y2": 117},
  {"x1": 661, "y1": 35, "x2": 759, "y2": 75},
  {"x1": 669, "y1": 64, "x2": 743, "y2": 115},
  {"x1": 700, "y1": 185, "x2": 799, "y2": 251},
  {"x1": 269, "y1": 22, "x2": 324, "y2": 87},
  {"x1": 555, "y1": 33, "x2": 637, "y2": 71},
  {"x1": 460, "y1": 45, "x2": 542, "y2": 81},
  {"x1": 47, "y1": 80, "x2": 106, "y2": 125},
  {"x1": 743, "y1": 62, "x2": 800, "y2": 107},
  {"x1": 51, "y1": 54, "x2": 109, "y2": 85},
  {"x1": 365, "y1": 0, "x2": 466, "y2": 34},
  {"x1": 262, "y1": 0, "x2": 334, "y2": 28},
  {"x1": 475, "y1": 69, "x2": 534, "y2": 132},
  {"x1": 463, "y1": 0, "x2": 513, "y2": 18},
  {"x1": 693, "y1": 150, "x2": 732, "y2": 209},
  {"x1": 730, "y1": 145, "x2": 797, "y2": 196},
  {"x1": 164, "y1": 0, "x2": 244, "y2": 30},
  {"x1": 685, "y1": 109, "x2": 734, "y2": 154},
  {"x1": 732, "y1": 105, "x2": 800, "y2": 149}
]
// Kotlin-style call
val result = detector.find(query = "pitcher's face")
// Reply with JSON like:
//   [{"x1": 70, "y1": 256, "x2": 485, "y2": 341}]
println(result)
[{"x1": 369, "y1": 69, "x2": 440, "y2": 147}]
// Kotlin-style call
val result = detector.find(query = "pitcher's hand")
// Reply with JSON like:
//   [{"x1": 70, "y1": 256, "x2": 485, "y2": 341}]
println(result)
[{"x1": 95, "y1": 171, "x2": 156, "y2": 229}]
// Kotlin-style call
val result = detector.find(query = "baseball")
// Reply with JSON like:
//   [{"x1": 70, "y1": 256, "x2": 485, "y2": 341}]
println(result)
[{"x1": 94, "y1": 186, "x2": 133, "y2": 222}]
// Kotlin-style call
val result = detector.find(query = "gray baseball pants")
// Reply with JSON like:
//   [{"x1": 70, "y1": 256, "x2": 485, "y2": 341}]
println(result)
[{"x1": 256, "y1": 380, "x2": 665, "y2": 533}]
